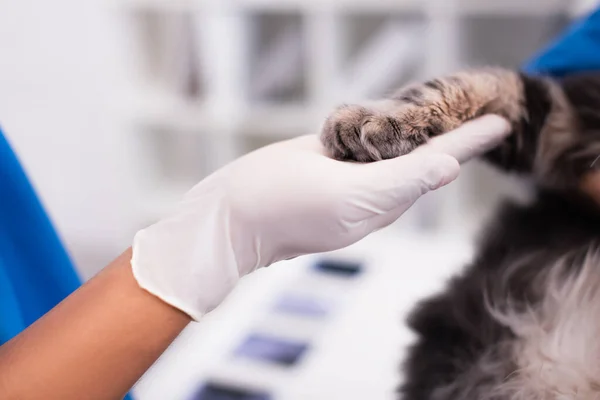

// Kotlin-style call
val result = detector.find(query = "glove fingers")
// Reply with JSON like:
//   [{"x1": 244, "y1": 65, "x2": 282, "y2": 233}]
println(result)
[
  {"x1": 351, "y1": 153, "x2": 459, "y2": 217},
  {"x1": 382, "y1": 152, "x2": 460, "y2": 192},
  {"x1": 359, "y1": 154, "x2": 457, "y2": 232}
]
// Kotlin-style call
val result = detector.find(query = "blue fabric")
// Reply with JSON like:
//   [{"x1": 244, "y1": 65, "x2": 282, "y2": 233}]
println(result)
[
  {"x1": 0, "y1": 128, "x2": 133, "y2": 399},
  {"x1": 0, "y1": 129, "x2": 81, "y2": 343},
  {"x1": 524, "y1": 7, "x2": 600, "y2": 76}
]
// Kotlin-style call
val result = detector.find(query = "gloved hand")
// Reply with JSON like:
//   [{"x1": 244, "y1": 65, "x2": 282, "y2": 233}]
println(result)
[{"x1": 131, "y1": 115, "x2": 510, "y2": 320}]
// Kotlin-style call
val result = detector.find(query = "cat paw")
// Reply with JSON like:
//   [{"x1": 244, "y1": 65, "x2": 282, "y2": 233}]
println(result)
[{"x1": 320, "y1": 103, "x2": 433, "y2": 162}]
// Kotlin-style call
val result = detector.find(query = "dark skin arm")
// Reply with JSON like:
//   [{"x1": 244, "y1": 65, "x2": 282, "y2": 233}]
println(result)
[{"x1": 0, "y1": 248, "x2": 191, "y2": 400}]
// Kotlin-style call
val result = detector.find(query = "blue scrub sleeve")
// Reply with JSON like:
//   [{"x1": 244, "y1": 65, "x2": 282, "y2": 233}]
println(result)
[
  {"x1": 0, "y1": 128, "x2": 133, "y2": 400},
  {"x1": 524, "y1": 7, "x2": 600, "y2": 77},
  {"x1": 0, "y1": 130, "x2": 81, "y2": 339}
]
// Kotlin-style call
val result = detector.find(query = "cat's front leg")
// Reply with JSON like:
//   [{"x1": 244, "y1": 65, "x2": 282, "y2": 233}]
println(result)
[{"x1": 320, "y1": 68, "x2": 545, "y2": 170}]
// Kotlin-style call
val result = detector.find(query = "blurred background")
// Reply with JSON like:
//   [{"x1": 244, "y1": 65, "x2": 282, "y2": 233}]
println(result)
[{"x1": 0, "y1": 0, "x2": 598, "y2": 399}]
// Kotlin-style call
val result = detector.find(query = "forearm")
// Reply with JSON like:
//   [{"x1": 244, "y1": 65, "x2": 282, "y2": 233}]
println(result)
[{"x1": 0, "y1": 249, "x2": 191, "y2": 400}]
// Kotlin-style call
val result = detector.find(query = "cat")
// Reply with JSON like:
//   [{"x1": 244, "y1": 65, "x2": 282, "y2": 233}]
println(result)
[{"x1": 320, "y1": 68, "x2": 600, "y2": 399}]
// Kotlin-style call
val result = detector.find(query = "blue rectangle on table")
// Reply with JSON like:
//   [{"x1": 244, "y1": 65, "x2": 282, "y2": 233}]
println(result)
[
  {"x1": 234, "y1": 334, "x2": 309, "y2": 366},
  {"x1": 191, "y1": 382, "x2": 271, "y2": 400},
  {"x1": 272, "y1": 294, "x2": 331, "y2": 317},
  {"x1": 313, "y1": 259, "x2": 363, "y2": 277}
]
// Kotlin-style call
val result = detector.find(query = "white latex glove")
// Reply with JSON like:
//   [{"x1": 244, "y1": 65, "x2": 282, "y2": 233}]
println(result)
[{"x1": 132, "y1": 115, "x2": 510, "y2": 320}]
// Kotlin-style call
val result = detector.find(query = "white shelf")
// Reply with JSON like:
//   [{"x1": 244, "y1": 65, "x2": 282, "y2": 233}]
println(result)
[
  {"x1": 237, "y1": 103, "x2": 323, "y2": 136},
  {"x1": 457, "y1": 0, "x2": 568, "y2": 16},
  {"x1": 122, "y1": 89, "x2": 322, "y2": 137},
  {"x1": 119, "y1": 0, "x2": 421, "y2": 12},
  {"x1": 122, "y1": 90, "x2": 217, "y2": 131},
  {"x1": 119, "y1": 0, "x2": 571, "y2": 15},
  {"x1": 119, "y1": 0, "x2": 212, "y2": 12},
  {"x1": 236, "y1": 0, "x2": 421, "y2": 12}
]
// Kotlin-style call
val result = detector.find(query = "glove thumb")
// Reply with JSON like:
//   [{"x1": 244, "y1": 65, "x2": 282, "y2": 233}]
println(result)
[
  {"x1": 397, "y1": 152, "x2": 461, "y2": 192},
  {"x1": 380, "y1": 151, "x2": 460, "y2": 202},
  {"x1": 356, "y1": 153, "x2": 459, "y2": 234},
  {"x1": 353, "y1": 152, "x2": 459, "y2": 221}
]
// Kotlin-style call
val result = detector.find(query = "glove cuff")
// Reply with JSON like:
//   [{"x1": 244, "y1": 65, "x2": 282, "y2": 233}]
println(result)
[{"x1": 131, "y1": 190, "x2": 240, "y2": 321}]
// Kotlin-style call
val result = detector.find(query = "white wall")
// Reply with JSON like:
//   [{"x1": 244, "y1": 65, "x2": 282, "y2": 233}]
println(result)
[{"x1": 0, "y1": 0, "x2": 136, "y2": 277}]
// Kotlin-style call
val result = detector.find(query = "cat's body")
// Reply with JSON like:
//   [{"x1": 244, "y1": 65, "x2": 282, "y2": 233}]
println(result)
[{"x1": 321, "y1": 70, "x2": 600, "y2": 399}]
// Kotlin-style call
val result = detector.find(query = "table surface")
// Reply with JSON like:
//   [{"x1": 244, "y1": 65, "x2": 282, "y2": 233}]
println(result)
[{"x1": 133, "y1": 229, "x2": 475, "y2": 400}]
